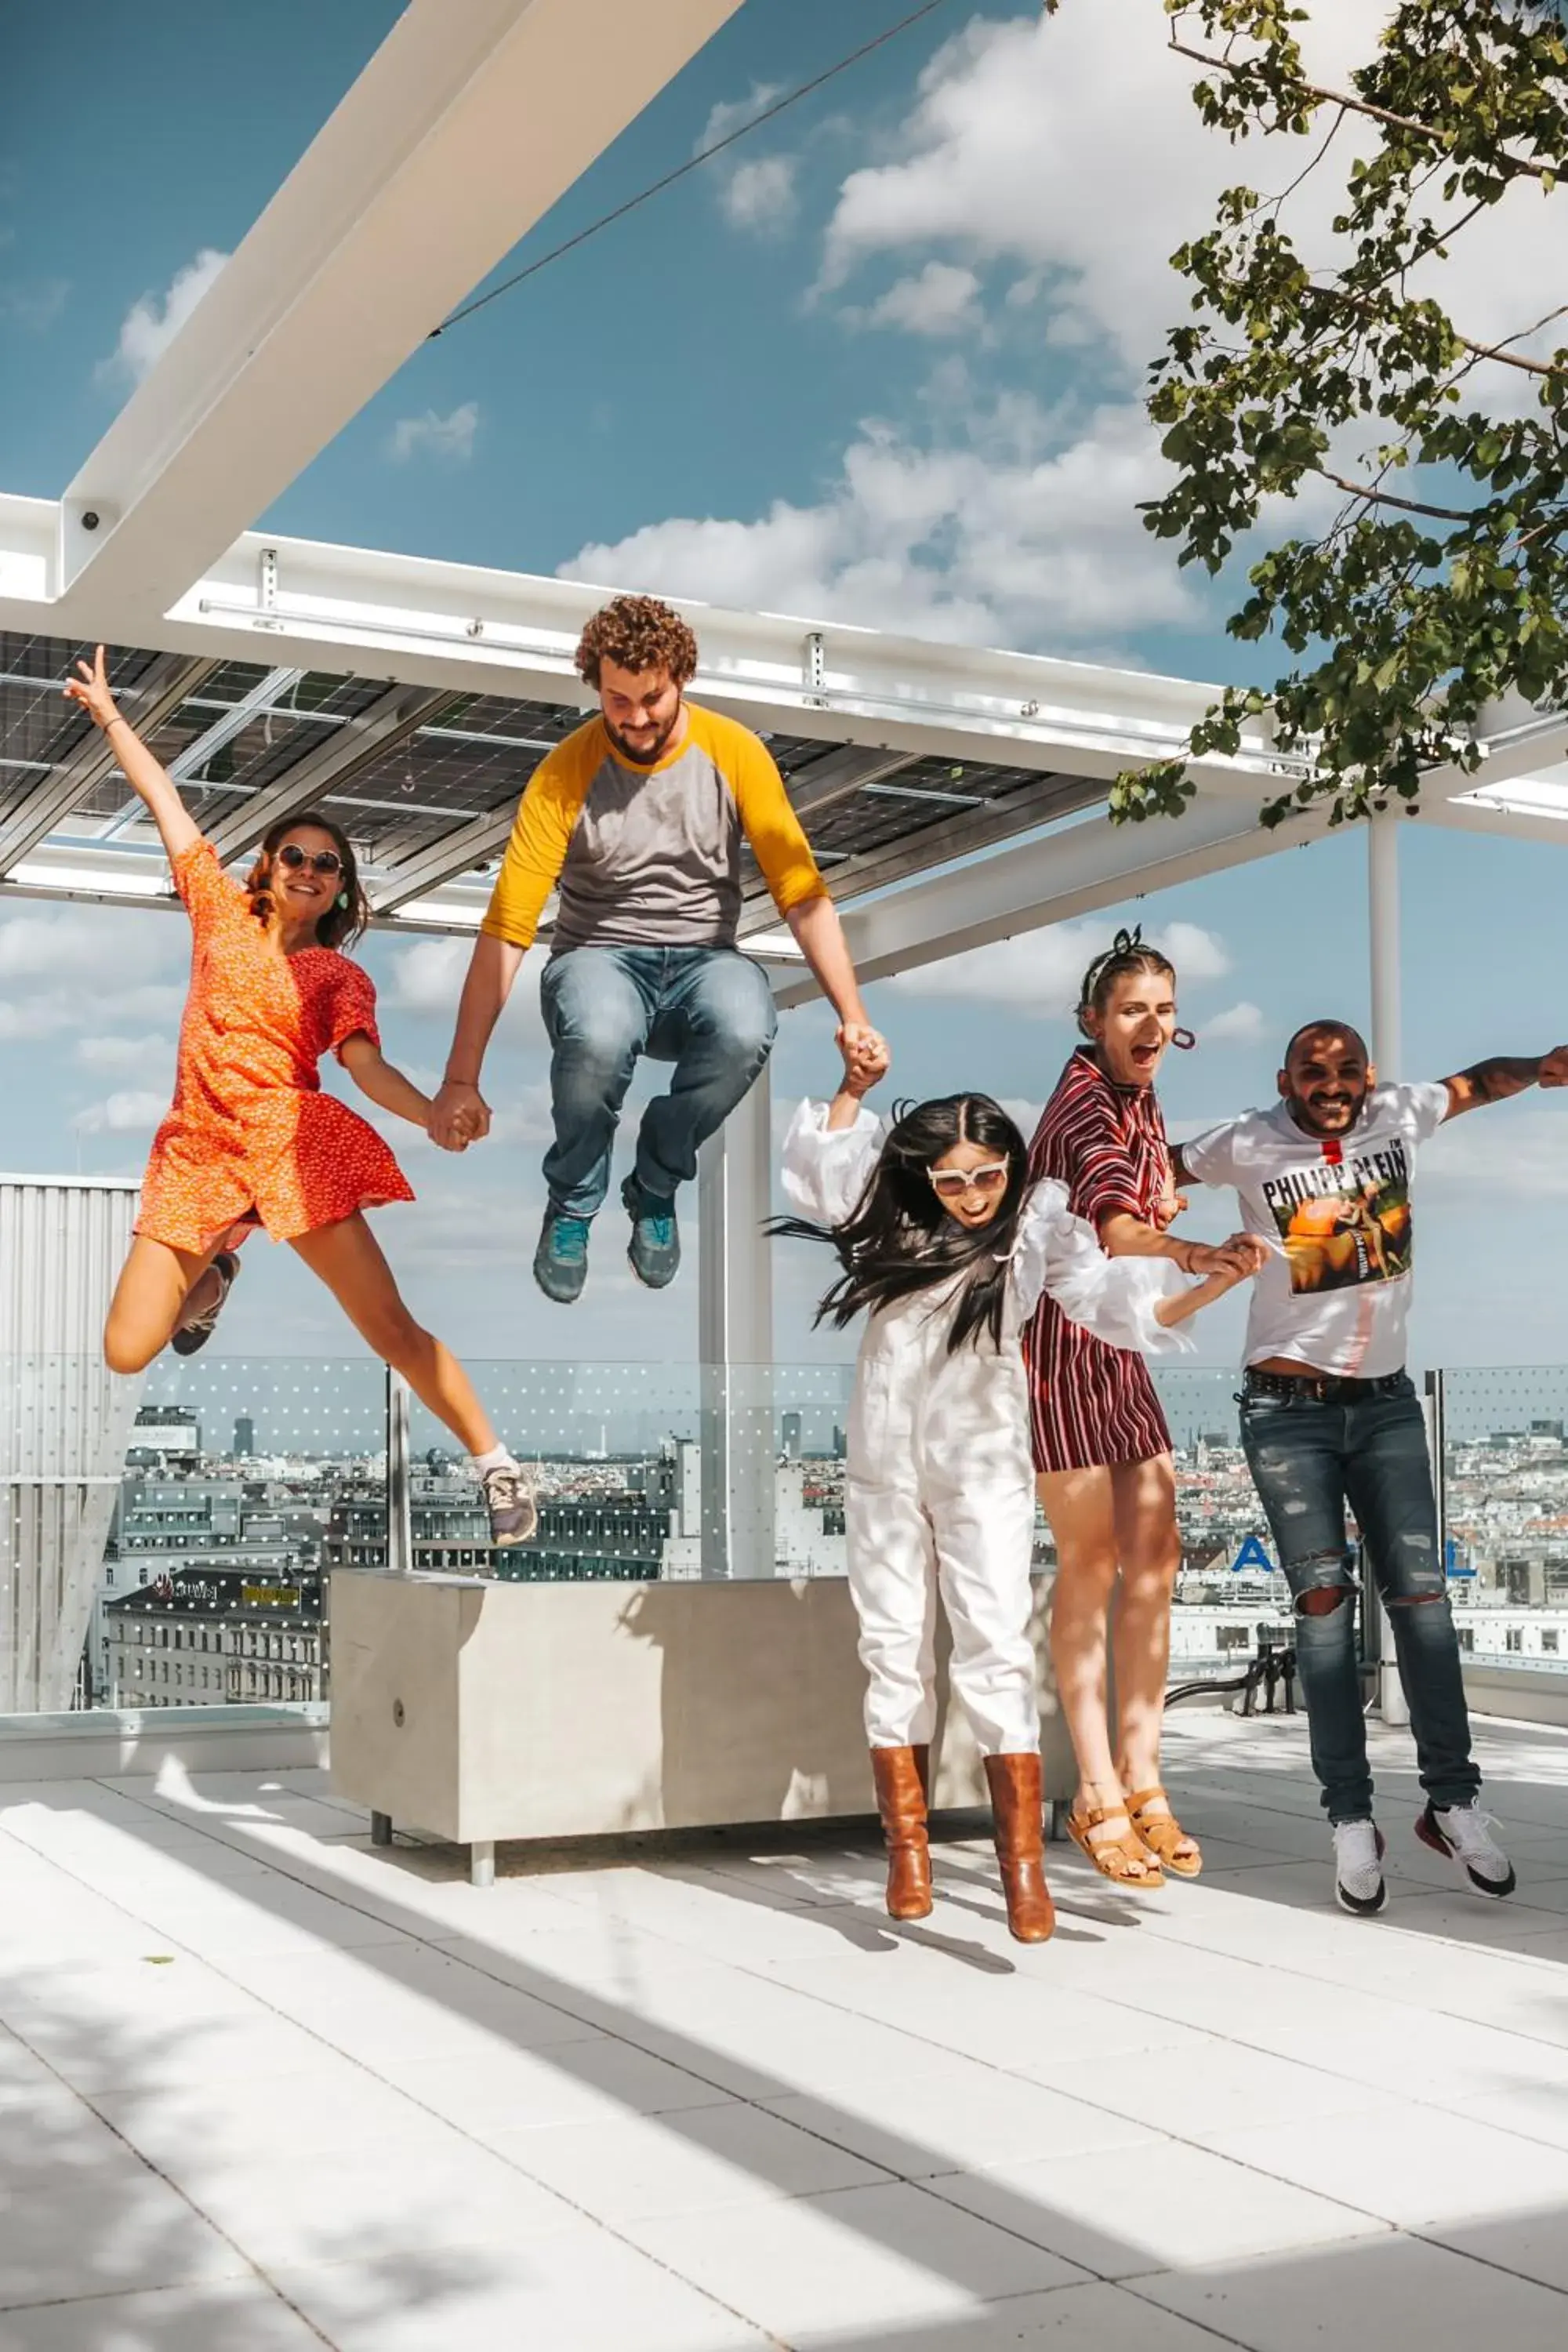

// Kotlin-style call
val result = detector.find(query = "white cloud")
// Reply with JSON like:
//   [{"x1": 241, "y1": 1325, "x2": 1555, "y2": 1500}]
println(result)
[
  {"x1": 102, "y1": 248, "x2": 230, "y2": 384},
  {"x1": 75, "y1": 1033, "x2": 175, "y2": 1073},
  {"x1": 700, "y1": 85, "x2": 799, "y2": 234},
  {"x1": 885, "y1": 917, "x2": 1229, "y2": 1016},
  {"x1": 821, "y1": 2, "x2": 1561, "y2": 408},
  {"x1": 563, "y1": 394, "x2": 1197, "y2": 651},
  {"x1": 386, "y1": 401, "x2": 480, "y2": 465},
  {"x1": 1201, "y1": 1000, "x2": 1266, "y2": 1044},
  {"x1": 73, "y1": 1091, "x2": 166, "y2": 1136},
  {"x1": 0, "y1": 909, "x2": 183, "y2": 1044},
  {"x1": 380, "y1": 934, "x2": 545, "y2": 1045},
  {"x1": 1423, "y1": 1107, "x2": 1568, "y2": 1205},
  {"x1": 862, "y1": 263, "x2": 982, "y2": 339},
  {"x1": 723, "y1": 154, "x2": 799, "y2": 234}
]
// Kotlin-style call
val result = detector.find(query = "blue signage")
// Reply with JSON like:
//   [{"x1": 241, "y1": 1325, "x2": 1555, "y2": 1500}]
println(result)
[{"x1": 1231, "y1": 1534, "x2": 1276, "y2": 1575}]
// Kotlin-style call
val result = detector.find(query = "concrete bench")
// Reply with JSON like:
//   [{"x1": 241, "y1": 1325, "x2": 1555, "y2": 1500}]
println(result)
[{"x1": 328, "y1": 1567, "x2": 1079, "y2": 1886}]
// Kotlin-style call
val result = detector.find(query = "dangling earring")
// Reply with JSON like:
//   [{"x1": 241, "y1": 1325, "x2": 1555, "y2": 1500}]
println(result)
[
  {"x1": 336, "y1": 890, "x2": 349, "y2": 909},
  {"x1": 1173, "y1": 1027, "x2": 1196, "y2": 1051}
]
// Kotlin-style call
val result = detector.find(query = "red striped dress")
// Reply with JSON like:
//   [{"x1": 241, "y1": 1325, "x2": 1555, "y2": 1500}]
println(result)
[{"x1": 1024, "y1": 1047, "x2": 1173, "y2": 1472}]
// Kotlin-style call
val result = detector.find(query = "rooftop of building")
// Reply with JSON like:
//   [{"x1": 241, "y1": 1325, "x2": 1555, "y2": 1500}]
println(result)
[{"x1": 5, "y1": 1708, "x2": 1568, "y2": 2348}]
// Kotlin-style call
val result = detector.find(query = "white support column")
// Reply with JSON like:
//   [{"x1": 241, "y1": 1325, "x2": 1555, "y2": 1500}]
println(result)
[
  {"x1": 1367, "y1": 811, "x2": 1410, "y2": 1726},
  {"x1": 696, "y1": 1069, "x2": 775, "y2": 1581},
  {"x1": 1368, "y1": 808, "x2": 1403, "y2": 1081}
]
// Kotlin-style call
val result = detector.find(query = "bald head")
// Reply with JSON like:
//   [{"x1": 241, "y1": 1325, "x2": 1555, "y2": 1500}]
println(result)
[
  {"x1": 1279, "y1": 1018, "x2": 1375, "y2": 1140},
  {"x1": 1283, "y1": 1018, "x2": 1370, "y2": 1070}
]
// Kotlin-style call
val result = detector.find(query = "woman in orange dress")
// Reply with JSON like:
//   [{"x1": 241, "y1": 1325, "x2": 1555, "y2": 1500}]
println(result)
[{"x1": 65, "y1": 648, "x2": 535, "y2": 1548}]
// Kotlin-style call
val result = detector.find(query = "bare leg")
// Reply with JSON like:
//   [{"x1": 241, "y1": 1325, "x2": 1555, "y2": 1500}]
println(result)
[
  {"x1": 104, "y1": 1236, "x2": 226, "y2": 1374},
  {"x1": 289, "y1": 1214, "x2": 499, "y2": 1455},
  {"x1": 1036, "y1": 1464, "x2": 1151, "y2": 1878},
  {"x1": 1111, "y1": 1451, "x2": 1196, "y2": 1867}
]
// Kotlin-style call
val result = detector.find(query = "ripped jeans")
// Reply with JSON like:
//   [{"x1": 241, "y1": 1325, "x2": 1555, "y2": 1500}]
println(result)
[{"x1": 1240, "y1": 1373, "x2": 1480, "y2": 1825}]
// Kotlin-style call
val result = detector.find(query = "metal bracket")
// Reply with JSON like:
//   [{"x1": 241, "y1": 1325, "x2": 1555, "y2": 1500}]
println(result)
[
  {"x1": 256, "y1": 546, "x2": 281, "y2": 630},
  {"x1": 804, "y1": 630, "x2": 828, "y2": 710}
]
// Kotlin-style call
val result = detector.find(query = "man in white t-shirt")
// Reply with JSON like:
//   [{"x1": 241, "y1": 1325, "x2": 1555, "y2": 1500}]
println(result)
[{"x1": 1177, "y1": 1018, "x2": 1568, "y2": 1917}]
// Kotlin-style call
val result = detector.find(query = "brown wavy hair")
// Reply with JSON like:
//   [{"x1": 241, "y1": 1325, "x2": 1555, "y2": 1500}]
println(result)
[
  {"x1": 575, "y1": 594, "x2": 699, "y2": 690},
  {"x1": 245, "y1": 811, "x2": 368, "y2": 951}
]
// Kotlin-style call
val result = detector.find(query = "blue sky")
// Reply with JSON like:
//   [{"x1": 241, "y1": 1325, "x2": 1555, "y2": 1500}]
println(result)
[{"x1": 2, "y1": 0, "x2": 1566, "y2": 1375}]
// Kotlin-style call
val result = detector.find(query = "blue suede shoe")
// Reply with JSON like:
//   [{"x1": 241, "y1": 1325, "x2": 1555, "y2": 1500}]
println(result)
[
  {"x1": 533, "y1": 1209, "x2": 590, "y2": 1304},
  {"x1": 622, "y1": 1176, "x2": 680, "y2": 1289}
]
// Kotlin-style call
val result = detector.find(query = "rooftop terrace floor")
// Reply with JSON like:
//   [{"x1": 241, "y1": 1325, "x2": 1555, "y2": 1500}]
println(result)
[{"x1": 5, "y1": 1711, "x2": 1568, "y2": 2350}]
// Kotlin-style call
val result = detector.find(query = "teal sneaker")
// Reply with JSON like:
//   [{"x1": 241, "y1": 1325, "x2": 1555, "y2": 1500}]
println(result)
[
  {"x1": 622, "y1": 1176, "x2": 680, "y2": 1289},
  {"x1": 533, "y1": 1209, "x2": 590, "y2": 1304}
]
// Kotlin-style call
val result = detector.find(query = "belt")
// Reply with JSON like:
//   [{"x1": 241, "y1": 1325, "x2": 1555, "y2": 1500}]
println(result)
[{"x1": 1242, "y1": 1368, "x2": 1406, "y2": 1406}]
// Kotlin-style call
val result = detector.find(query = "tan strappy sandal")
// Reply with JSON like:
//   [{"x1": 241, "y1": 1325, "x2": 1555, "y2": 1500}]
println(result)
[
  {"x1": 1124, "y1": 1787, "x2": 1203, "y2": 1878},
  {"x1": 1065, "y1": 1801, "x2": 1164, "y2": 1889}
]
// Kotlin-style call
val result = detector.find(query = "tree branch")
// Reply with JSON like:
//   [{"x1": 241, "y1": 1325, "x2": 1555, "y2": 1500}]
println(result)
[
  {"x1": 1167, "y1": 36, "x2": 1559, "y2": 184},
  {"x1": 1315, "y1": 469, "x2": 1477, "y2": 522}
]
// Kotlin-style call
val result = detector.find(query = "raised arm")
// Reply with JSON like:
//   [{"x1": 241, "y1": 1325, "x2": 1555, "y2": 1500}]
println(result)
[
  {"x1": 1443, "y1": 1050, "x2": 1568, "y2": 1119},
  {"x1": 64, "y1": 647, "x2": 200, "y2": 865}
]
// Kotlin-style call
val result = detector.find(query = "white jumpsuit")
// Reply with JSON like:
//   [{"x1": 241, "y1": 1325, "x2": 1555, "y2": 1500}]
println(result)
[{"x1": 782, "y1": 1101, "x2": 1192, "y2": 1757}]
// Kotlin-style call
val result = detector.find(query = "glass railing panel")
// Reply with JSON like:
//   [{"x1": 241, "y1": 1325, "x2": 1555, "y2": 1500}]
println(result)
[
  {"x1": 1436, "y1": 1367, "x2": 1568, "y2": 1674},
  {"x1": 2, "y1": 1352, "x2": 386, "y2": 1719}
]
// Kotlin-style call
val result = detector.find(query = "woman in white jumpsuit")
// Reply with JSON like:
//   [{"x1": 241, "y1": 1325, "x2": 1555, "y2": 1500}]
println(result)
[{"x1": 780, "y1": 1062, "x2": 1248, "y2": 1943}]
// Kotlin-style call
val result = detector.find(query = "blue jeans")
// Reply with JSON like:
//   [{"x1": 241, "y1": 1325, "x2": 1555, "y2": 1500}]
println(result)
[
  {"x1": 539, "y1": 946, "x2": 778, "y2": 1220},
  {"x1": 1240, "y1": 1374, "x2": 1479, "y2": 1825}
]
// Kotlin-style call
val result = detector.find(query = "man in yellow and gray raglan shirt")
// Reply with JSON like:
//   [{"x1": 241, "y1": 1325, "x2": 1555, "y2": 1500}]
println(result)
[{"x1": 430, "y1": 593, "x2": 887, "y2": 1305}]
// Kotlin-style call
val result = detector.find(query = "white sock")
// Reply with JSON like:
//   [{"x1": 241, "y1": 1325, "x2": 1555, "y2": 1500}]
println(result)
[{"x1": 471, "y1": 1443, "x2": 515, "y2": 1475}]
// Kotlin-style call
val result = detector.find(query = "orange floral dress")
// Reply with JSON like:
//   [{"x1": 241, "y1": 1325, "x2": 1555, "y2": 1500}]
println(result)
[{"x1": 135, "y1": 838, "x2": 415, "y2": 1255}]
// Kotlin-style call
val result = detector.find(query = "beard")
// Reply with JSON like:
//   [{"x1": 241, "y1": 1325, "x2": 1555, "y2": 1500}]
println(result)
[{"x1": 604, "y1": 703, "x2": 683, "y2": 768}]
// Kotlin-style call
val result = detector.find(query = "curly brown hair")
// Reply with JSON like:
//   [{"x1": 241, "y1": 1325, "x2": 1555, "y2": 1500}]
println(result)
[
  {"x1": 245, "y1": 811, "x2": 369, "y2": 952},
  {"x1": 575, "y1": 594, "x2": 698, "y2": 691}
]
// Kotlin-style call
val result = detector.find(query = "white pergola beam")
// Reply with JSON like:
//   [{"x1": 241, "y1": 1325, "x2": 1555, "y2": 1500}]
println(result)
[
  {"x1": 776, "y1": 792, "x2": 1336, "y2": 1007},
  {"x1": 56, "y1": 0, "x2": 743, "y2": 627}
]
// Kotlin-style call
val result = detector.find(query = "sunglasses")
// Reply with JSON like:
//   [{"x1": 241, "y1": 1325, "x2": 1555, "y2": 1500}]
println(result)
[
  {"x1": 276, "y1": 844, "x2": 344, "y2": 878},
  {"x1": 928, "y1": 1160, "x2": 1011, "y2": 1202}
]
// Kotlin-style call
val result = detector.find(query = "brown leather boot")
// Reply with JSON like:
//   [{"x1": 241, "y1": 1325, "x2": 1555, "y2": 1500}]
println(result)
[
  {"x1": 984, "y1": 1751, "x2": 1055, "y2": 1944},
  {"x1": 870, "y1": 1745, "x2": 933, "y2": 1920}
]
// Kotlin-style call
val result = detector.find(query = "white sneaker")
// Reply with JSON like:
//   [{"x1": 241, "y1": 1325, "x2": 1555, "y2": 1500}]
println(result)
[
  {"x1": 1416, "y1": 1800, "x2": 1516, "y2": 1897},
  {"x1": 1332, "y1": 1819, "x2": 1387, "y2": 1917}
]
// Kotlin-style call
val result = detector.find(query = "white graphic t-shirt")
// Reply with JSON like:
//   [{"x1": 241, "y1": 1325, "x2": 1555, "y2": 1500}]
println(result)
[{"x1": 1180, "y1": 1082, "x2": 1450, "y2": 1376}]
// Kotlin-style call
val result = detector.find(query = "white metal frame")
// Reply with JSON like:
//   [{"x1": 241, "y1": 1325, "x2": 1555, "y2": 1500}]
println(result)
[{"x1": 2, "y1": 0, "x2": 1566, "y2": 1642}]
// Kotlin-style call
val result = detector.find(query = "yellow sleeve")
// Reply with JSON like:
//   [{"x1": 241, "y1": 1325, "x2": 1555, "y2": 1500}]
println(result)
[
  {"x1": 479, "y1": 729, "x2": 598, "y2": 949},
  {"x1": 710, "y1": 713, "x2": 827, "y2": 918}
]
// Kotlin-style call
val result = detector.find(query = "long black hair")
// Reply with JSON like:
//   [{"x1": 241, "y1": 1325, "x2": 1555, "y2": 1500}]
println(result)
[{"x1": 771, "y1": 1094, "x2": 1029, "y2": 1355}]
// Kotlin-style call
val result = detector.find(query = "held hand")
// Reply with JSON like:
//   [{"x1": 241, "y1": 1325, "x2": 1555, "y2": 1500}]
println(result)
[
  {"x1": 837, "y1": 1023, "x2": 889, "y2": 1099},
  {"x1": 63, "y1": 645, "x2": 122, "y2": 734},
  {"x1": 1541, "y1": 1045, "x2": 1568, "y2": 1089},
  {"x1": 1182, "y1": 1234, "x2": 1265, "y2": 1282},
  {"x1": 430, "y1": 1079, "x2": 490, "y2": 1151}
]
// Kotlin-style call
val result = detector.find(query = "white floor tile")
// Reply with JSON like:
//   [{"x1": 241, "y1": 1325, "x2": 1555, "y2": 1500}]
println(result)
[
  {"x1": 0, "y1": 2175, "x2": 248, "y2": 2311},
  {"x1": 926, "y1": 2138, "x2": 1388, "y2": 2279},
  {"x1": 1421, "y1": 2212, "x2": 1568, "y2": 2296},
  {"x1": 0, "y1": 2278, "x2": 332, "y2": 2351},
  {"x1": 484, "y1": 2097, "x2": 891, "y2": 2221},
  {"x1": 624, "y1": 2180, "x2": 1087, "y2": 2339},
  {"x1": 792, "y1": 2278, "x2": 1258, "y2": 2351},
  {"x1": 763, "y1": 2067, "x2": 1160, "y2": 2178},
  {"x1": 382, "y1": 2034, "x2": 735, "y2": 2136},
  {"x1": 1200, "y1": 2100, "x2": 1568, "y2": 2228},
  {"x1": 274, "y1": 2220, "x2": 772, "y2": 2350},
  {"x1": 1134, "y1": 2230, "x2": 1568, "y2": 2350},
  {"x1": 1027, "y1": 2038, "x2": 1400, "y2": 2140},
  {"x1": 174, "y1": 2136, "x2": 579, "y2": 2267}
]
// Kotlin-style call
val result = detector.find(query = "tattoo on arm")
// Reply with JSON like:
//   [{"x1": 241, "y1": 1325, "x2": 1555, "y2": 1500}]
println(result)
[{"x1": 1446, "y1": 1056, "x2": 1542, "y2": 1116}]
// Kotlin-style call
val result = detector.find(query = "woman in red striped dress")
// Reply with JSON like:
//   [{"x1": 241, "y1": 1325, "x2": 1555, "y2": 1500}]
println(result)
[{"x1": 1025, "y1": 933, "x2": 1262, "y2": 1886}]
